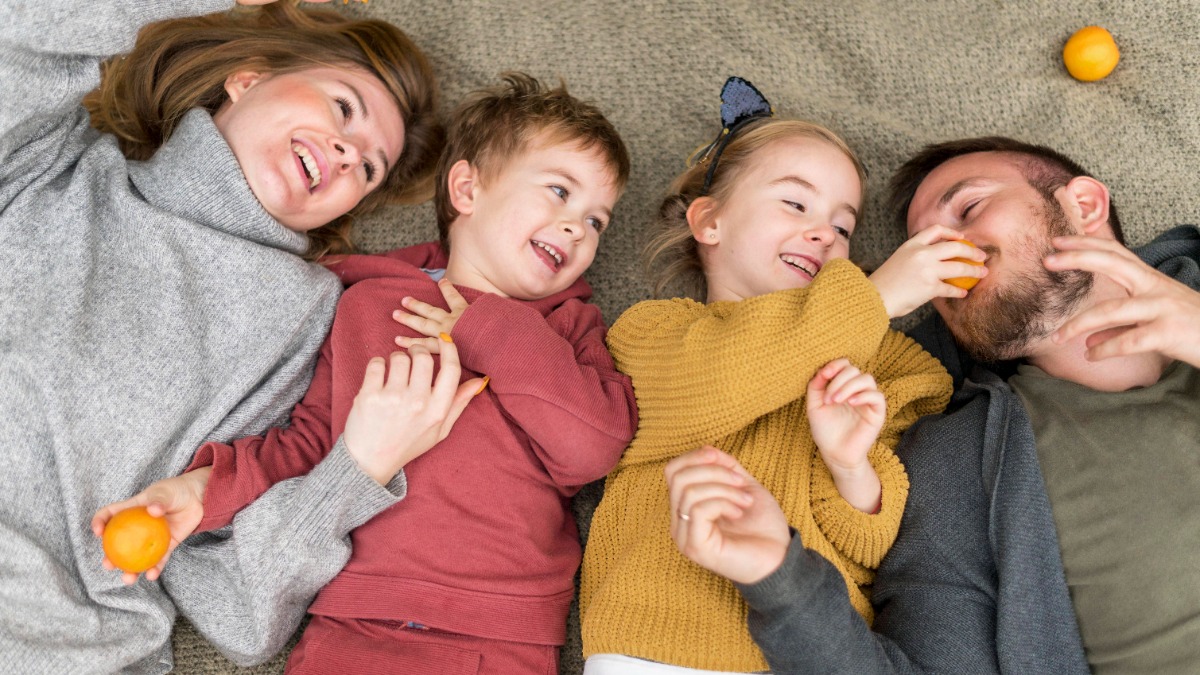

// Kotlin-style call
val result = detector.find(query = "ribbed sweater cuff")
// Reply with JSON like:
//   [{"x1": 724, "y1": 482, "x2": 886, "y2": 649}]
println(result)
[
  {"x1": 736, "y1": 531, "x2": 821, "y2": 614},
  {"x1": 810, "y1": 447, "x2": 908, "y2": 569},
  {"x1": 299, "y1": 437, "x2": 407, "y2": 537}
]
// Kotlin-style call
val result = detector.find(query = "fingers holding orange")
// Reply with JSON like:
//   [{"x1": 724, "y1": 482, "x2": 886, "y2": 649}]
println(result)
[
  {"x1": 944, "y1": 239, "x2": 986, "y2": 290},
  {"x1": 101, "y1": 506, "x2": 170, "y2": 575}
]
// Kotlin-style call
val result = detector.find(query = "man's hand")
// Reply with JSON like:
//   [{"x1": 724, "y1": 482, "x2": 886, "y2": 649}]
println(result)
[
  {"x1": 91, "y1": 467, "x2": 212, "y2": 585},
  {"x1": 869, "y1": 224, "x2": 988, "y2": 318},
  {"x1": 342, "y1": 342, "x2": 483, "y2": 485},
  {"x1": 665, "y1": 446, "x2": 790, "y2": 585},
  {"x1": 1047, "y1": 235, "x2": 1200, "y2": 368},
  {"x1": 394, "y1": 279, "x2": 470, "y2": 354}
]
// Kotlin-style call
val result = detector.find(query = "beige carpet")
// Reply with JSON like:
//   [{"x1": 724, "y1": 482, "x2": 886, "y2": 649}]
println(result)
[{"x1": 173, "y1": 0, "x2": 1200, "y2": 671}]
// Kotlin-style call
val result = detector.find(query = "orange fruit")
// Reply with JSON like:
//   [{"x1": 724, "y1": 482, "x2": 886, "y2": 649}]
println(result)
[
  {"x1": 945, "y1": 239, "x2": 985, "y2": 291},
  {"x1": 1063, "y1": 26, "x2": 1120, "y2": 82},
  {"x1": 102, "y1": 506, "x2": 170, "y2": 574}
]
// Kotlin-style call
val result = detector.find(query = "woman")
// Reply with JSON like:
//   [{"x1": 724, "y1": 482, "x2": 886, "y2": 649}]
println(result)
[{"x1": 0, "y1": 0, "x2": 441, "y2": 670}]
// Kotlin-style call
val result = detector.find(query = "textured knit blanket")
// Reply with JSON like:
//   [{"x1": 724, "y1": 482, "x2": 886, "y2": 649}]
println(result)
[{"x1": 172, "y1": 1, "x2": 1200, "y2": 672}]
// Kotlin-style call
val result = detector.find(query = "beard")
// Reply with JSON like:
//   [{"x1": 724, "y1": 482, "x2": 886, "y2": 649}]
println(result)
[{"x1": 946, "y1": 200, "x2": 1094, "y2": 363}]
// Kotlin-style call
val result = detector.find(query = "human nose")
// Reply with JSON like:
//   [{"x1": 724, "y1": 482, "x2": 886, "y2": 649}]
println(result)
[
  {"x1": 558, "y1": 215, "x2": 585, "y2": 241},
  {"x1": 330, "y1": 137, "x2": 362, "y2": 174},
  {"x1": 806, "y1": 222, "x2": 836, "y2": 246}
]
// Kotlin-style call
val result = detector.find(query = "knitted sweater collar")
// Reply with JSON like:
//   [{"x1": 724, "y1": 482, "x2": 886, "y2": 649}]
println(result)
[{"x1": 127, "y1": 108, "x2": 309, "y2": 255}]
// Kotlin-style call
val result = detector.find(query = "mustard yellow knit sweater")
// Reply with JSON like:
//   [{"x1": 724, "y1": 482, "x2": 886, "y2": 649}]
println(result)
[{"x1": 580, "y1": 259, "x2": 951, "y2": 672}]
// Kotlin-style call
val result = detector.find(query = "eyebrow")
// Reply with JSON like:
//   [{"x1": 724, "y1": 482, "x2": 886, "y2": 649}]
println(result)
[
  {"x1": 340, "y1": 80, "x2": 391, "y2": 179},
  {"x1": 937, "y1": 178, "x2": 990, "y2": 208},
  {"x1": 548, "y1": 168, "x2": 614, "y2": 221},
  {"x1": 771, "y1": 175, "x2": 858, "y2": 218}
]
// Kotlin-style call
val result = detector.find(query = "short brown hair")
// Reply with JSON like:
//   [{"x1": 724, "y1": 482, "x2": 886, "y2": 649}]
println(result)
[
  {"x1": 84, "y1": 2, "x2": 443, "y2": 261},
  {"x1": 433, "y1": 72, "x2": 630, "y2": 249},
  {"x1": 644, "y1": 119, "x2": 867, "y2": 300},
  {"x1": 886, "y1": 136, "x2": 1124, "y2": 244}
]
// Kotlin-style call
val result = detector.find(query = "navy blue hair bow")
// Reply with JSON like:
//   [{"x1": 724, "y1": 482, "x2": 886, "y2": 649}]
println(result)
[{"x1": 697, "y1": 76, "x2": 775, "y2": 195}]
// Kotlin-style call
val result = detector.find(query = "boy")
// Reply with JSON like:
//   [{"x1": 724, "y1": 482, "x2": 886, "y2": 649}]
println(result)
[{"x1": 95, "y1": 73, "x2": 636, "y2": 673}]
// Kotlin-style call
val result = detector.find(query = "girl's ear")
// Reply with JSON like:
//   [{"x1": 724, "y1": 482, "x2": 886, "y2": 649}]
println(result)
[
  {"x1": 1061, "y1": 176, "x2": 1112, "y2": 238},
  {"x1": 447, "y1": 159, "x2": 478, "y2": 216},
  {"x1": 687, "y1": 196, "x2": 720, "y2": 245},
  {"x1": 223, "y1": 71, "x2": 267, "y2": 104}
]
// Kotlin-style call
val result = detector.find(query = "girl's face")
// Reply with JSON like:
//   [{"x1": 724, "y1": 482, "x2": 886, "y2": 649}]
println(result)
[
  {"x1": 213, "y1": 66, "x2": 405, "y2": 233},
  {"x1": 692, "y1": 136, "x2": 862, "y2": 303}
]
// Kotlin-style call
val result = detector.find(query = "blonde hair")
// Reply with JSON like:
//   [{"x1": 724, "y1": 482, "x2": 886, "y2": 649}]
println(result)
[
  {"x1": 433, "y1": 72, "x2": 630, "y2": 250},
  {"x1": 83, "y1": 2, "x2": 443, "y2": 261},
  {"x1": 645, "y1": 119, "x2": 867, "y2": 299}
]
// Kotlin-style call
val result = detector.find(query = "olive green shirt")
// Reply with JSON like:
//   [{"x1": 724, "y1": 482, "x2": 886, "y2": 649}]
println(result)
[{"x1": 1009, "y1": 361, "x2": 1200, "y2": 674}]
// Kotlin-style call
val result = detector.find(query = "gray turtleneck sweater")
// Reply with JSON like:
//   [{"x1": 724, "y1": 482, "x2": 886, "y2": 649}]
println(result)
[{"x1": 0, "y1": 1, "x2": 403, "y2": 672}]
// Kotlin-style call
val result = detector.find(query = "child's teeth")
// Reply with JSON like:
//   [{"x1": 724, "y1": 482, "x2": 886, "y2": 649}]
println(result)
[{"x1": 293, "y1": 143, "x2": 322, "y2": 189}]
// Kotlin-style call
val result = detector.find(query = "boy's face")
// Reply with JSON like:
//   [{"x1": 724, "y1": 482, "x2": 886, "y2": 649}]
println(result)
[
  {"x1": 445, "y1": 136, "x2": 619, "y2": 300},
  {"x1": 697, "y1": 136, "x2": 861, "y2": 303}
]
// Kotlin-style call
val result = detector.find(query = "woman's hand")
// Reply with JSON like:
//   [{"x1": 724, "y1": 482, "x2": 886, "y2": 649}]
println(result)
[
  {"x1": 342, "y1": 341, "x2": 484, "y2": 485},
  {"x1": 90, "y1": 467, "x2": 212, "y2": 585},
  {"x1": 665, "y1": 446, "x2": 791, "y2": 585},
  {"x1": 869, "y1": 224, "x2": 987, "y2": 318},
  {"x1": 394, "y1": 279, "x2": 470, "y2": 354}
]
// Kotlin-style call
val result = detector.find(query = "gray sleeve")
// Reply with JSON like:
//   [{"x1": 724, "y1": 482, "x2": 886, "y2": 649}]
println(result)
[
  {"x1": 0, "y1": 0, "x2": 233, "y2": 137},
  {"x1": 161, "y1": 438, "x2": 406, "y2": 666},
  {"x1": 738, "y1": 417, "x2": 1005, "y2": 675}
]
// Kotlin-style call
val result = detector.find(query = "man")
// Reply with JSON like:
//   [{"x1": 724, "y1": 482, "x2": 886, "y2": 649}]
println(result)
[{"x1": 664, "y1": 137, "x2": 1200, "y2": 673}]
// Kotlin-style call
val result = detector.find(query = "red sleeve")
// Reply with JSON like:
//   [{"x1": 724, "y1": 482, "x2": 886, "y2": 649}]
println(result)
[
  {"x1": 452, "y1": 294, "x2": 637, "y2": 488},
  {"x1": 186, "y1": 336, "x2": 337, "y2": 532}
]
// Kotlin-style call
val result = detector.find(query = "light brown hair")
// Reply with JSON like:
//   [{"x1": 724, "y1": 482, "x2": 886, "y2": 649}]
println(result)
[
  {"x1": 886, "y1": 136, "x2": 1124, "y2": 244},
  {"x1": 645, "y1": 119, "x2": 867, "y2": 300},
  {"x1": 433, "y1": 72, "x2": 630, "y2": 250},
  {"x1": 83, "y1": 2, "x2": 443, "y2": 261}
]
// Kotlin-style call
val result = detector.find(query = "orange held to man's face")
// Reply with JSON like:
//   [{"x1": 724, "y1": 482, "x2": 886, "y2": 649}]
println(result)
[{"x1": 945, "y1": 239, "x2": 985, "y2": 290}]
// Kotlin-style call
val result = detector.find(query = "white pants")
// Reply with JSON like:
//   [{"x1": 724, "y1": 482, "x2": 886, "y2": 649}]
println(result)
[{"x1": 583, "y1": 654, "x2": 769, "y2": 675}]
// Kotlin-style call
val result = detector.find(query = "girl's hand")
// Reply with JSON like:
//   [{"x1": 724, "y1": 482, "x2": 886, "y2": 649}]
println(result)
[
  {"x1": 90, "y1": 467, "x2": 212, "y2": 585},
  {"x1": 806, "y1": 359, "x2": 885, "y2": 512},
  {"x1": 342, "y1": 342, "x2": 484, "y2": 485},
  {"x1": 1047, "y1": 235, "x2": 1200, "y2": 368},
  {"x1": 869, "y1": 225, "x2": 988, "y2": 318},
  {"x1": 665, "y1": 446, "x2": 791, "y2": 585},
  {"x1": 394, "y1": 279, "x2": 470, "y2": 354}
]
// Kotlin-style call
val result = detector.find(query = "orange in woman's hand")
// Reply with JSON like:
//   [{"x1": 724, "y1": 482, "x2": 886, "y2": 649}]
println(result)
[
  {"x1": 1063, "y1": 26, "x2": 1120, "y2": 82},
  {"x1": 102, "y1": 506, "x2": 170, "y2": 574},
  {"x1": 945, "y1": 240, "x2": 985, "y2": 291}
]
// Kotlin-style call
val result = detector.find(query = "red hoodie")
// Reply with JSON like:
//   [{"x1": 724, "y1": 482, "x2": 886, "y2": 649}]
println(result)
[{"x1": 188, "y1": 242, "x2": 637, "y2": 646}]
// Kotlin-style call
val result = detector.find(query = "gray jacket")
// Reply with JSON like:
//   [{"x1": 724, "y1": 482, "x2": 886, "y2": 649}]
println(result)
[
  {"x1": 739, "y1": 226, "x2": 1200, "y2": 673},
  {"x1": 0, "y1": 1, "x2": 399, "y2": 672}
]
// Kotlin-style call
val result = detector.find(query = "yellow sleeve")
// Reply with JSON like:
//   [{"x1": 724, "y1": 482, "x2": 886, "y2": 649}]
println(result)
[
  {"x1": 608, "y1": 259, "x2": 890, "y2": 467},
  {"x1": 809, "y1": 330, "x2": 952, "y2": 569}
]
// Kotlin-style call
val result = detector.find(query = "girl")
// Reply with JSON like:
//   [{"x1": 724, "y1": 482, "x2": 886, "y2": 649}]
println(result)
[
  {"x1": 0, "y1": 0, "x2": 440, "y2": 671},
  {"x1": 579, "y1": 78, "x2": 983, "y2": 673}
]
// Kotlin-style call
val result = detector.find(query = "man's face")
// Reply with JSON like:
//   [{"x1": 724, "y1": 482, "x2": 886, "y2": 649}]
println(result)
[{"x1": 906, "y1": 152, "x2": 1092, "y2": 362}]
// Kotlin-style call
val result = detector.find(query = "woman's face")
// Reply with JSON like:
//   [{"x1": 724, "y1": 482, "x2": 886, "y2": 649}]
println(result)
[{"x1": 213, "y1": 65, "x2": 405, "y2": 232}]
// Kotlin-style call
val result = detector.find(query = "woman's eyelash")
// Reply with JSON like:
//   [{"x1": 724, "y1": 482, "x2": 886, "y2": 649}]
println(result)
[
  {"x1": 784, "y1": 200, "x2": 807, "y2": 213},
  {"x1": 834, "y1": 226, "x2": 852, "y2": 239},
  {"x1": 962, "y1": 200, "x2": 979, "y2": 218},
  {"x1": 336, "y1": 96, "x2": 356, "y2": 120},
  {"x1": 364, "y1": 160, "x2": 375, "y2": 182}
]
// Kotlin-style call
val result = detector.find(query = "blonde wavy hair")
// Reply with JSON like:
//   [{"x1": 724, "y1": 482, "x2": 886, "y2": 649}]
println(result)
[
  {"x1": 645, "y1": 119, "x2": 867, "y2": 299},
  {"x1": 83, "y1": 2, "x2": 443, "y2": 261}
]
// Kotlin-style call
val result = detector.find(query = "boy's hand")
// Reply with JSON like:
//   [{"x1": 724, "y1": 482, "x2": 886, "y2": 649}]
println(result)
[
  {"x1": 806, "y1": 359, "x2": 885, "y2": 512},
  {"x1": 1046, "y1": 235, "x2": 1200, "y2": 368},
  {"x1": 869, "y1": 225, "x2": 988, "y2": 318},
  {"x1": 90, "y1": 467, "x2": 212, "y2": 585},
  {"x1": 665, "y1": 446, "x2": 791, "y2": 585},
  {"x1": 343, "y1": 342, "x2": 484, "y2": 485},
  {"x1": 394, "y1": 279, "x2": 470, "y2": 353}
]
